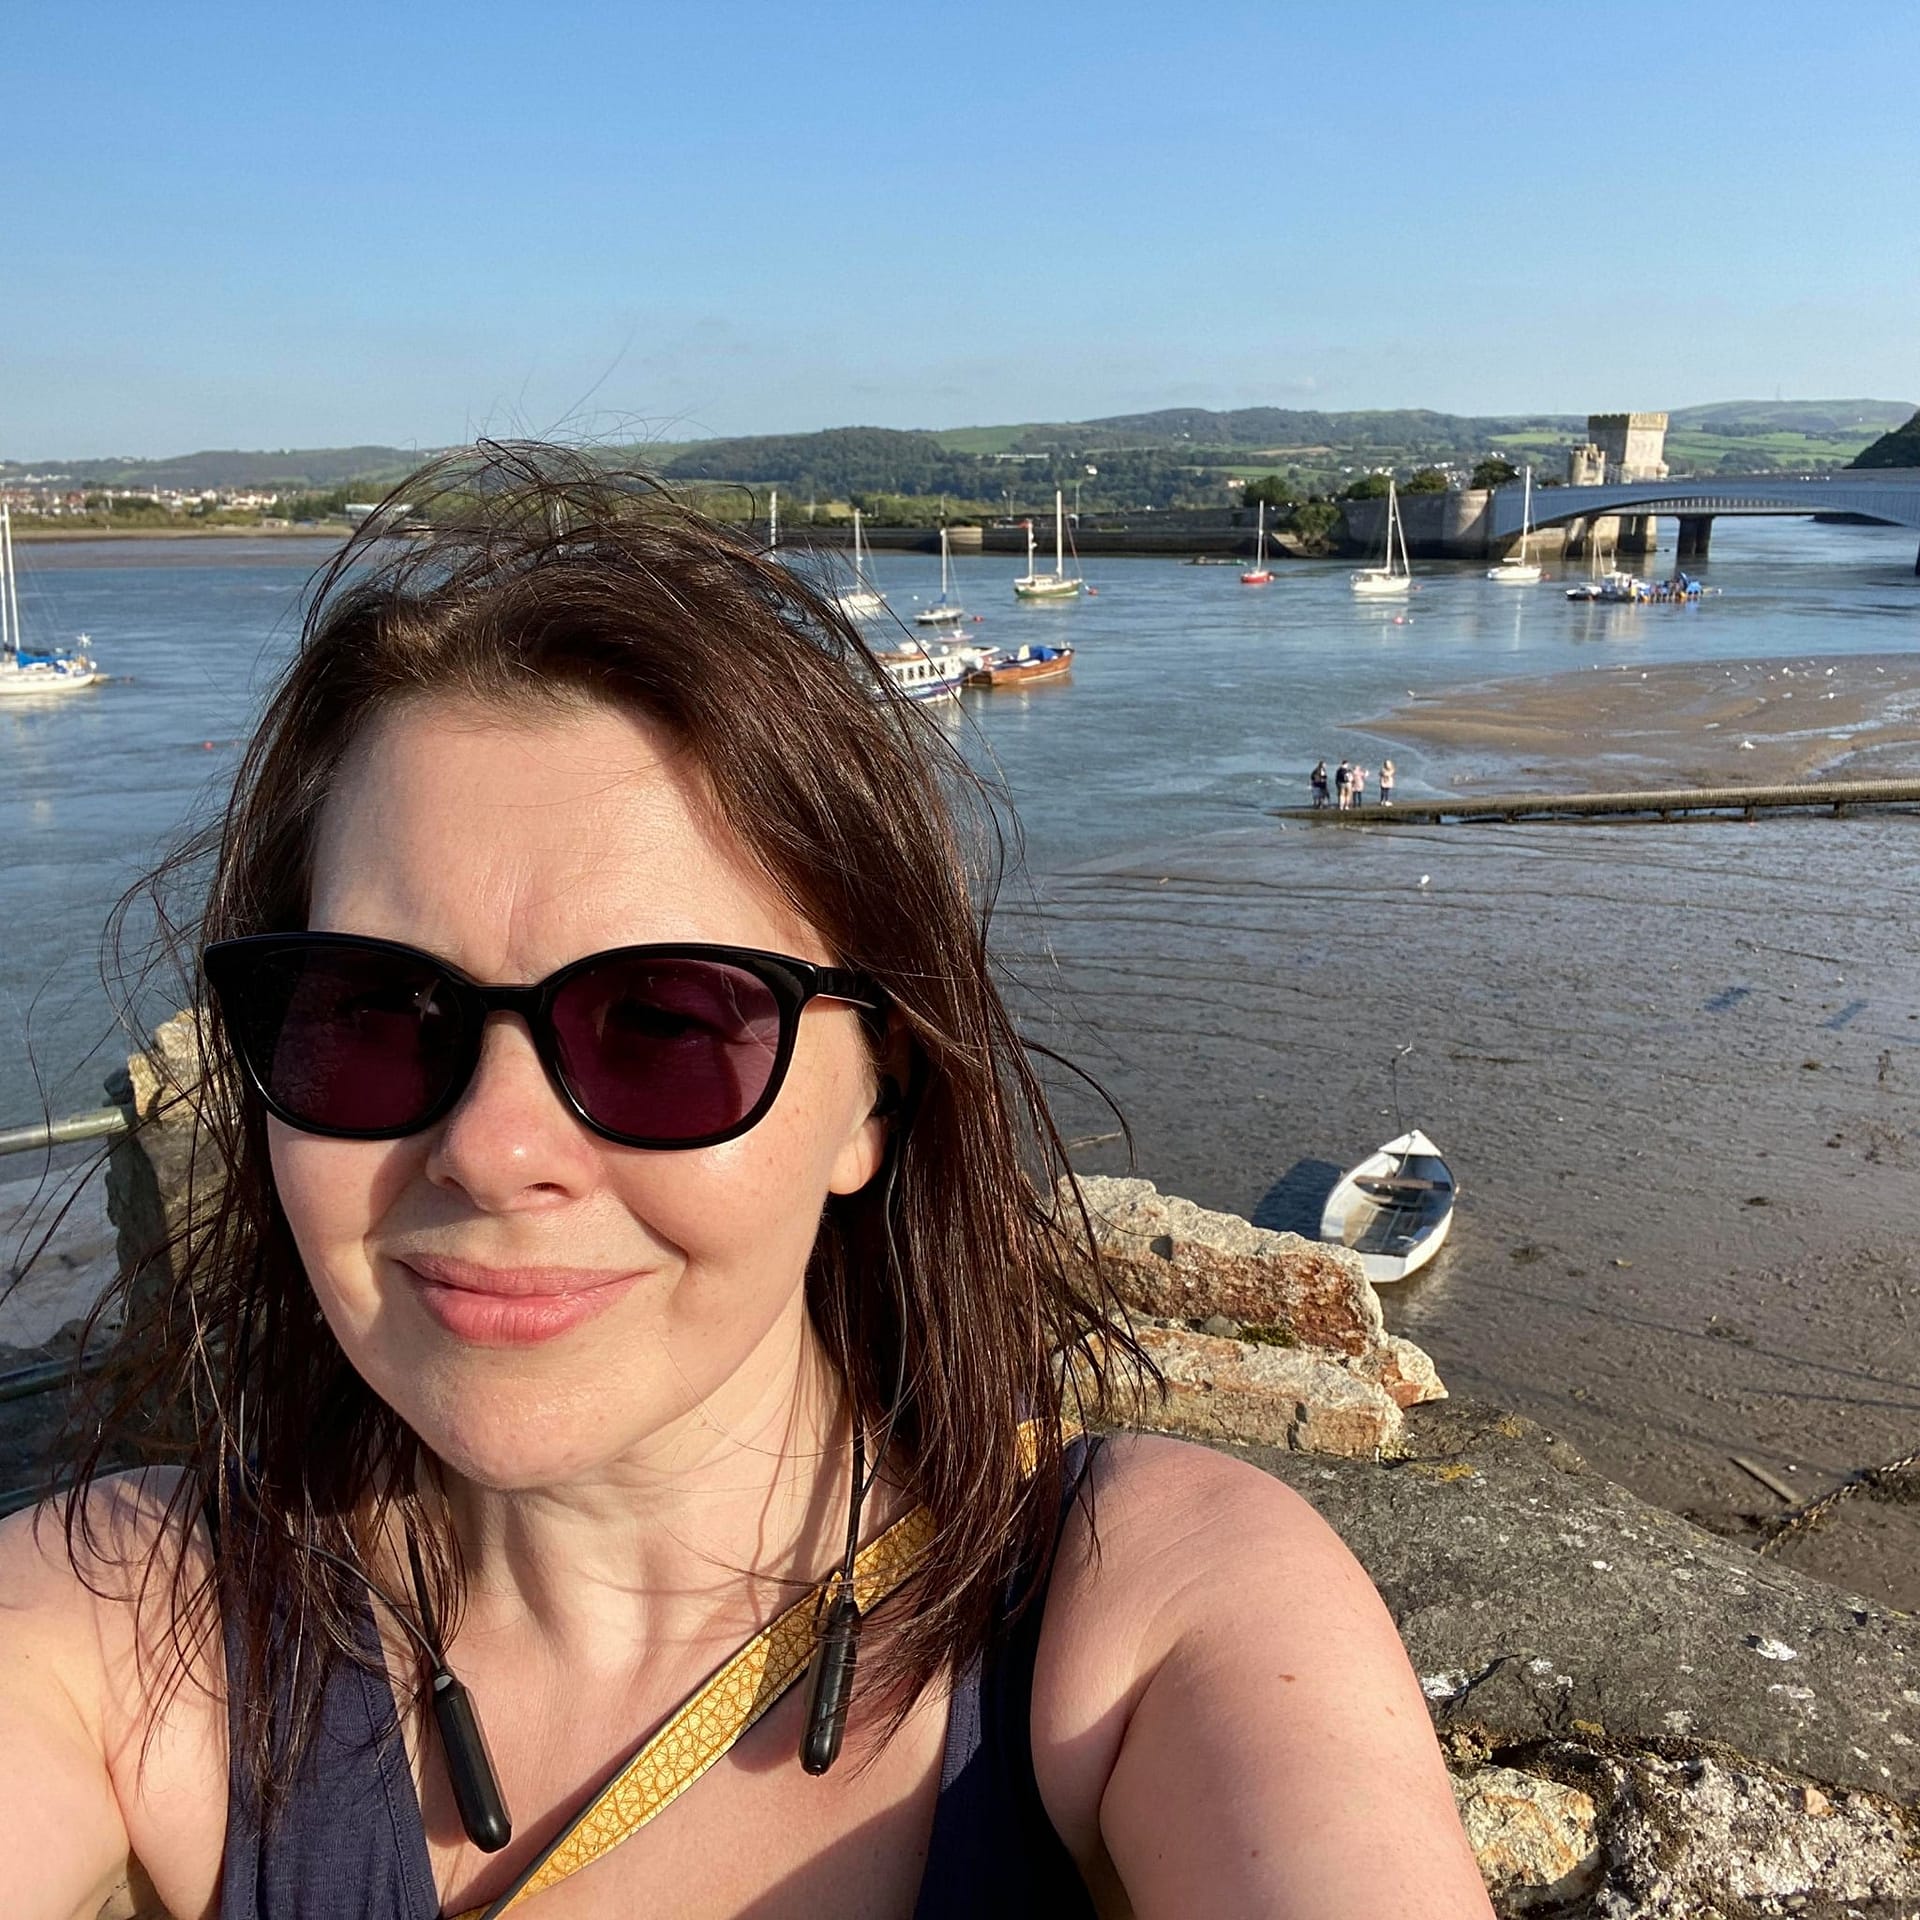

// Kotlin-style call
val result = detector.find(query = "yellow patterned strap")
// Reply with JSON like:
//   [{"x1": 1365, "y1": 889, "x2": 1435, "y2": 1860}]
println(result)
[
  {"x1": 450, "y1": 1415, "x2": 1072, "y2": 1920},
  {"x1": 454, "y1": 1502, "x2": 935, "y2": 1920}
]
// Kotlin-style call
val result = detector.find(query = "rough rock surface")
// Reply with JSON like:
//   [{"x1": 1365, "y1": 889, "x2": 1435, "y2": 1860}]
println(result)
[
  {"x1": 1451, "y1": 1766, "x2": 1602, "y2": 1912},
  {"x1": 1123, "y1": 1323, "x2": 1403, "y2": 1457},
  {"x1": 104, "y1": 1008, "x2": 218, "y2": 1312},
  {"x1": 1225, "y1": 1400, "x2": 1920, "y2": 1914},
  {"x1": 1587, "y1": 1750, "x2": 1918, "y2": 1916},
  {"x1": 1239, "y1": 1400, "x2": 1920, "y2": 1804},
  {"x1": 1067, "y1": 1173, "x2": 1448, "y2": 1415},
  {"x1": 1068, "y1": 1173, "x2": 1387, "y2": 1354}
]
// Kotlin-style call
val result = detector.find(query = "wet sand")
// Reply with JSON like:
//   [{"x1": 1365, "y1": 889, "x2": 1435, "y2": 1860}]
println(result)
[
  {"x1": 1362, "y1": 653, "x2": 1920, "y2": 793},
  {"x1": 1007, "y1": 812, "x2": 1920, "y2": 1608}
]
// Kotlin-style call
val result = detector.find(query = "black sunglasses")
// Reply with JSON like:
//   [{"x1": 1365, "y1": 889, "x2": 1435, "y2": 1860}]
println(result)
[{"x1": 202, "y1": 931, "x2": 886, "y2": 1150}]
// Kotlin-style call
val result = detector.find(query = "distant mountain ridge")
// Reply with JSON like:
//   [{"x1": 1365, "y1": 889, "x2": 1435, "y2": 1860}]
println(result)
[
  {"x1": 0, "y1": 445, "x2": 433, "y2": 492},
  {"x1": 6, "y1": 400, "x2": 1911, "y2": 494}
]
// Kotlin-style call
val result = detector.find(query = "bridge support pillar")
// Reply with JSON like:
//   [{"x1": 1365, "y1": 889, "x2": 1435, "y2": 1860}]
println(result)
[
  {"x1": 1676, "y1": 515, "x2": 1713, "y2": 562},
  {"x1": 1617, "y1": 514, "x2": 1658, "y2": 556}
]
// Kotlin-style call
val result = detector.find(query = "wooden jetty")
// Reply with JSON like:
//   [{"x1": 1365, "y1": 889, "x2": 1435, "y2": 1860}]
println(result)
[{"x1": 1274, "y1": 778, "x2": 1920, "y2": 826}]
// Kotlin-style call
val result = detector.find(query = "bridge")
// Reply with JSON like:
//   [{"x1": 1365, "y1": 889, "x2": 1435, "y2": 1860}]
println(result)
[{"x1": 1488, "y1": 470, "x2": 1920, "y2": 568}]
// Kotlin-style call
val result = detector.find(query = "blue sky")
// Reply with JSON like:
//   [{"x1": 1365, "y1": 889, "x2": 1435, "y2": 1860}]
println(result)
[{"x1": 8, "y1": 2, "x2": 1916, "y2": 457}]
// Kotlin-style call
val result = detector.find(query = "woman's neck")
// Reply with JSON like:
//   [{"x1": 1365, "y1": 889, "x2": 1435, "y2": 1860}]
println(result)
[{"x1": 433, "y1": 1307, "x2": 863, "y2": 1670}]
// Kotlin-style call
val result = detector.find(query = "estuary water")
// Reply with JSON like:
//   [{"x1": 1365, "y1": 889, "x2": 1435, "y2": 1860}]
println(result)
[{"x1": 1, "y1": 518, "x2": 1915, "y2": 1125}]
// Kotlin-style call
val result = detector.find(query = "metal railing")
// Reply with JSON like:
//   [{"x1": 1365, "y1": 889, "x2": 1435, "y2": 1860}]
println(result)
[{"x1": 0, "y1": 1106, "x2": 130, "y2": 1157}]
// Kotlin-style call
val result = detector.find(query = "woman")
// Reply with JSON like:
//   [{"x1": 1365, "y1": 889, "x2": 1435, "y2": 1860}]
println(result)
[{"x1": 0, "y1": 448, "x2": 1491, "y2": 1919}]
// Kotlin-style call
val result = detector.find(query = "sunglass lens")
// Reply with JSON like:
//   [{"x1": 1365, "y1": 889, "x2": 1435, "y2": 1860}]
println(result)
[
  {"x1": 228, "y1": 944, "x2": 466, "y2": 1134},
  {"x1": 551, "y1": 956, "x2": 784, "y2": 1143}
]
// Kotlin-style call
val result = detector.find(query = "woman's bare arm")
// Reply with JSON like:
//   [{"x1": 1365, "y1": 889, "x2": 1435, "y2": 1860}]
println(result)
[
  {"x1": 1037, "y1": 1435, "x2": 1494, "y2": 1919},
  {"x1": 0, "y1": 1477, "x2": 224, "y2": 1920}
]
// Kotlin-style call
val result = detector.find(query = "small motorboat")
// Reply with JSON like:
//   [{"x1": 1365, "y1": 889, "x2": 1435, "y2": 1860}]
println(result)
[
  {"x1": 965, "y1": 642, "x2": 1073, "y2": 689},
  {"x1": 1318, "y1": 1128, "x2": 1455, "y2": 1285}
]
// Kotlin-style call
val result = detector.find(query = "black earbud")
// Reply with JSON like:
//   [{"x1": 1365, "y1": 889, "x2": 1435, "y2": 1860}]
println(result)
[{"x1": 871, "y1": 1074, "x2": 903, "y2": 1119}]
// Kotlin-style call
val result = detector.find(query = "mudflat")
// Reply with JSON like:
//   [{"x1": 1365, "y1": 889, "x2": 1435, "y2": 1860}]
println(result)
[
  {"x1": 1361, "y1": 653, "x2": 1920, "y2": 793},
  {"x1": 1012, "y1": 657, "x2": 1920, "y2": 1610}
]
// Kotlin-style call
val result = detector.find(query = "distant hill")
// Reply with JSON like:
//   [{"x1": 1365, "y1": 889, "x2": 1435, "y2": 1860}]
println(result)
[
  {"x1": 1850, "y1": 410, "x2": 1920, "y2": 469},
  {"x1": 1670, "y1": 399, "x2": 1914, "y2": 436},
  {"x1": 966, "y1": 406, "x2": 1582, "y2": 459},
  {"x1": 7, "y1": 400, "x2": 1911, "y2": 501},
  {"x1": 1, "y1": 446, "x2": 434, "y2": 492}
]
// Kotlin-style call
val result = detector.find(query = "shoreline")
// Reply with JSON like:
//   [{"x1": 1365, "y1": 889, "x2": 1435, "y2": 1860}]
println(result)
[{"x1": 12, "y1": 523, "x2": 351, "y2": 543}]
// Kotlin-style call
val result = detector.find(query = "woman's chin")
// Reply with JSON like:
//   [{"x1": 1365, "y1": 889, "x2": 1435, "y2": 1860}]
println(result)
[{"x1": 385, "y1": 1365, "x2": 679, "y2": 1491}]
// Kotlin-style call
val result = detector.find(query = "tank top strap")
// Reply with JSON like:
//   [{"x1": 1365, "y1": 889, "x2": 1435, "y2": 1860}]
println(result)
[
  {"x1": 913, "y1": 1432, "x2": 1102, "y2": 1918},
  {"x1": 217, "y1": 1533, "x2": 439, "y2": 1920}
]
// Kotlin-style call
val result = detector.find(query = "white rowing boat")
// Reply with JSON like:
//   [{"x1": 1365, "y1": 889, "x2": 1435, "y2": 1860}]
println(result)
[{"x1": 1318, "y1": 1128, "x2": 1454, "y2": 1285}]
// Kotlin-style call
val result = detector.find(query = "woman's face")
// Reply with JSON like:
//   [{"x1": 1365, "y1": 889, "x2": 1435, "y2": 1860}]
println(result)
[{"x1": 272, "y1": 694, "x2": 887, "y2": 1488}]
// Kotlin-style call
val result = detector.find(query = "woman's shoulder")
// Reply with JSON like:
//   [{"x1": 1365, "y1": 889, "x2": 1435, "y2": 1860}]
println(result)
[
  {"x1": 1048, "y1": 1430, "x2": 1382, "y2": 1668},
  {"x1": 1031, "y1": 1433, "x2": 1493, "y2": 1915},
  {"x1": 0, "y1": 1469, "x2": 228, "y2": 1920}
]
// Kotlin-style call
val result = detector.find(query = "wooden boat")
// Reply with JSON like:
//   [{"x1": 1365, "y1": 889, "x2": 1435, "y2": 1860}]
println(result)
[
  {"x1": 965, "y1": 641, "x2": 1073, "y2": 688},
  {"x1": 1318, "y1": 1128, "x2": 1454, "y2": 1285}
]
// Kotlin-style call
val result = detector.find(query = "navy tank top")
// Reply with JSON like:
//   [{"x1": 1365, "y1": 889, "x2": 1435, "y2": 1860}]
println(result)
[{"x1": 218, "y1": 1439, "x2": 1101, "y2": 1918}]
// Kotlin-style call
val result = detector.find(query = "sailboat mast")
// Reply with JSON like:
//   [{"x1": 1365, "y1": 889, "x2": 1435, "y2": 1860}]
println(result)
[
  {"x1": 939, "y1": 528, "x2": 951, "y2": 598},
  {"x1": 1519, "y1": 467, "x2": 1532, "y2": 562},
  {"x1": 1054, "y1": 491, "x2": 1064, "y2": 575},
  {"x1": 769, "y1": 489, "x2": 779, "y2": 551},
  {"x1": 2, "y1": 505, "x2": 17, "y2": 657}
]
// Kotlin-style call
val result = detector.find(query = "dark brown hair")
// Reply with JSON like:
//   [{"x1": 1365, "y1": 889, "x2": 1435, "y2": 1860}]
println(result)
[{"x1": 67, "y1": 442, "x2": 1142, "y2": 1802}]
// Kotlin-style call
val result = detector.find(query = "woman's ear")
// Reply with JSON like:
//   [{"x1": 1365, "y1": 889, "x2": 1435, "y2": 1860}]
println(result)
[{"x1": 827, "y1": 1034, "x2": 911, "y2": 1197}]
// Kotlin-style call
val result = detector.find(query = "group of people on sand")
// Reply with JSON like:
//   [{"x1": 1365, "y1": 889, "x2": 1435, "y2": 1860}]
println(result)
[{"x1": 1311, "y1": 755, "x2": 1395, "y2": 810}]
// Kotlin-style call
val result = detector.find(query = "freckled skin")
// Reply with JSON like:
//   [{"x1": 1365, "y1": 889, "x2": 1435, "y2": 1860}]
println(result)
[{"x1": 280, "y1": 697, "x2": 889, "y2": 1491}]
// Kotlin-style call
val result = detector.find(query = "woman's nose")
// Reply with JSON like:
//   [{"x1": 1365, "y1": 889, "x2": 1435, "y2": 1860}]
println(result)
[{"x1": 424, "y1": 1014, "x2": 601, "y2": 1209}]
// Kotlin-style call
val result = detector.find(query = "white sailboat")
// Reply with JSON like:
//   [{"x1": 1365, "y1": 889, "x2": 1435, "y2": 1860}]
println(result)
[
  {"x1": 916, "y1": 528, "x2": 967, "y2": 627},
  {"x1": 1240, "y1": 500, "x2": 1273, "y2": 585},
  {"x1": 1487, "y1": 466, "x2": 1543, "y2": 585},
  {"x1": 0, "y1": 504, "x2": 99, "y2": 697},
  {"x1": 1013, "y1": 490, "x2": 1082, "y2": 601},
  {"x1": 835, "y1": 509, "x2": 887, "y2": 621},
  {"x1": 1349, "y1": 480, "x2": 1412, "y2": 597}
]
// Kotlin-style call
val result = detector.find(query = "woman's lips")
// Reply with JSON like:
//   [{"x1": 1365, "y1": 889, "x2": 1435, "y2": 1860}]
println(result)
[{"x1": 398, "y1": 1253, "x2": 642, "y2": 1347}]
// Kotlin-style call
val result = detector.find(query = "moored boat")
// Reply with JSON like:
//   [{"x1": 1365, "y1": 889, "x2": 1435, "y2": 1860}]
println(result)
[
  {"x1": 1349, "y1": 480, "x2": 1413, "y2": 598},
  {"x1": 1013, "y1": 491, "x2": 1083, "y2": 601},
  {"x1": 964, "y1": 641, "x2": 1073, "y2": 688},
  {"x1": 1487, "y1": 466, "x2": 1543, "y2": 585},
  {"x1": 1240, "y1": 501, "x2": 1273, "y2": 585},
  {"x1": 915, "y1": 528, "x2": 967, "y2": 627},
  {"x1": 0, "y1": 505, "x2": 99, "y2": 698},
  {"x1": 1318, "y1": 1128, "x2": 1455, "y2": 1285},
  {"x1": 835, "y1": 509, "x2": 887, "y2": 621},
  {"x1": 875, "y1": 641, "x2": 969, "y2": 703}
]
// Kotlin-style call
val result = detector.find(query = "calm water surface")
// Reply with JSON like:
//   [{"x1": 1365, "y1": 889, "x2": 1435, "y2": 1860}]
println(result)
[{"x1": 2, "y1": 521, "x2": 1915, "y2": 1119}]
